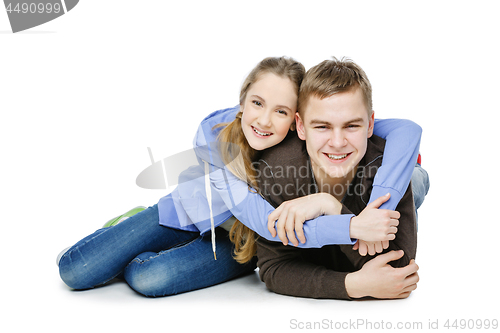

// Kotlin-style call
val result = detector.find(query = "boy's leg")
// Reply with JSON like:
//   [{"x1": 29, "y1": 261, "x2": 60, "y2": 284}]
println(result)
[
  {"x1": 123, "y1": 228, "x2": 256, "y2": 297},
  {"x1": 411, "y1": 164, "x2": 430, "y2": 211},
  {"x1": 58, "y1": 204, "x2": 198, "y2": 290}
]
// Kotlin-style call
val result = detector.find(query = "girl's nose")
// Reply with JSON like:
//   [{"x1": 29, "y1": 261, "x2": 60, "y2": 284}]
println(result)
[{"x1": 257, "y1": 110, "x2": 272, "y2": 128}]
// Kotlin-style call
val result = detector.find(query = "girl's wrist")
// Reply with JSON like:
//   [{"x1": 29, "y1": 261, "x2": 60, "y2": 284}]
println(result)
[{"x1": 320, "y1": 193, "x2": 342, "y2": 215}]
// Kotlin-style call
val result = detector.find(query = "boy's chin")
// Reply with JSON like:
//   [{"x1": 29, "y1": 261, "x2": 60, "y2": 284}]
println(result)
[{"x1": 319, "y1": 164, "x2": 356, "y2": 179}]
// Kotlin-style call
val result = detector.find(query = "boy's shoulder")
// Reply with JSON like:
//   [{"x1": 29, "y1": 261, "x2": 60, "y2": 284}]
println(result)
[
  {"x1": 255, "y1": 131, "x2": 313, "y2": 206},
  {"x1": 368, "y1": 134, "x2": 386, "y2": 154},
  {"x1": 258, "y1": 131, "x2": 308, "y2": 169},
  {"x1": 362, "y1": 134, "x2": 386, "y2": 172}
]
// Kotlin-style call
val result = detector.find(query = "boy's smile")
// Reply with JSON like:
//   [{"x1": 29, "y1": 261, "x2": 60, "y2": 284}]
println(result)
[{"x1": 296, "y1": 87, "x2": 374, "y2": 190}]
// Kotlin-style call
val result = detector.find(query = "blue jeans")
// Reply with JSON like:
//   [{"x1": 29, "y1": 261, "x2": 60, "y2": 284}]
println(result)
[
  {"x1": 411, "y1": 164, "x2": 430, "y2": 219},
  {"x1": 58, "y1": 205, "x2": 256, "y2": 297}
]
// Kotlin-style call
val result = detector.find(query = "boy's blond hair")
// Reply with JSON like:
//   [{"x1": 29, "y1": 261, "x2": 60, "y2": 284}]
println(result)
[{"x1": 298, "y1": 57, "x2": 373, "y2": 117}]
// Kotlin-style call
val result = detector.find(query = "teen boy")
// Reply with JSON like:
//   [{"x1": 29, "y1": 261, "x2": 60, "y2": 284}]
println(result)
[{"x1": 255, "y1": 58, "x2": 419, "y2": 300}]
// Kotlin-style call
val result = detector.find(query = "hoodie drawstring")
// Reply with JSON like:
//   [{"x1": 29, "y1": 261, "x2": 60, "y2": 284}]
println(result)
[{"x1": 204, "y1": 160, "x2": 217, "y2": 260}]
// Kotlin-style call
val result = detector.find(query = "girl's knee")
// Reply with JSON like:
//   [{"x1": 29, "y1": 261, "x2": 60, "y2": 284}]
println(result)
[
  {"x1": 124, "y1": 253, "x2": 177, "y2": 297},
  {"x1": 58, "y1": 249, "x2": 95, "y2": 290},
  {"x1": 58, "y1": 247, "x2": 118, "y2": 290}
]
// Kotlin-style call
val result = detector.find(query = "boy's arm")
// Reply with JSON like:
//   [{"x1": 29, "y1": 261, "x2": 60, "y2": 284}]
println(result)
[
  {"x1": 256, "y1": 238, "x2": 352, "y2": 300},
  {"x1": 256, "y1": 238, "x2": 418, "y2": 300},
  {"x1": 371, "y1": 119, "x2": 422, "y2": 210}
]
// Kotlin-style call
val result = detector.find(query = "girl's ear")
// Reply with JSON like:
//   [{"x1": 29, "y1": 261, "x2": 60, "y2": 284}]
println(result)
[
  {"x1": 289, "y1": 121, "x2": 296, "y2": 131},
  {"x1": 295, "y1": 113, "x2": 306, "y2": 140}
]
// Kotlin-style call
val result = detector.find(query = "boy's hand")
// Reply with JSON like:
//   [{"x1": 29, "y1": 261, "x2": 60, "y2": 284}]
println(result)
[
  {"x1": 349, "y1": 193, "x2": 400, "y2": 242},
  {"x1": 345, "y1": 250, "x2": 419, "y2": 299},
  {"x1": 268, "y1": 193, "x2": 342, "y2": 246},
  {"x1": 353, "y1": 239, "x2": 390, "y2": 256}
]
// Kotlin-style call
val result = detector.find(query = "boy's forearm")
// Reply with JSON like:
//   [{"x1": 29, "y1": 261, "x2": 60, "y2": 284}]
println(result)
[{"x1": 256, "y1": 238, "x2": 352, "y2": 300}]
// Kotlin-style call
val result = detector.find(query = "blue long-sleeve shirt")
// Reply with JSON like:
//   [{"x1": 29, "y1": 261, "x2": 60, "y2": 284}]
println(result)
[{"x1": 157, "y1": 105, "x2": 421, "y2": 247}]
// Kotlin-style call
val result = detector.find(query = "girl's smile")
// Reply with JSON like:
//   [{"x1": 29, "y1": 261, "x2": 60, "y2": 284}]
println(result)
[{"x1": 240, "y1": 73, "x2": 297, "y2": 151}]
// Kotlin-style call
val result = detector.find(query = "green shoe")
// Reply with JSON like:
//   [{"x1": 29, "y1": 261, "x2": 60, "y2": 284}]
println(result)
[{"x1": 103, "y1": 206, "x2": 146, "y2": 228}]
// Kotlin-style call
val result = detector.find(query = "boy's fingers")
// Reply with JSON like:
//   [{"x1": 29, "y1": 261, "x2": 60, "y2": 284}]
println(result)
[
  {"x1": 397, "y1": 260, "x2": 419, "y2": 277},
  {"x1": 374, "y1": 250, "x2": 404, "y2": 265}
]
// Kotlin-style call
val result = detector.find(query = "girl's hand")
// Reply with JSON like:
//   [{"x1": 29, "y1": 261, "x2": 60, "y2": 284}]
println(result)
[
  {"x1": 349, "y1": 193, "x2": 400, "y2": 243},
  {"x1": 345, "y1": 250, "x2": 419, "y2": 299},
  {"x1": 267, "y1": 193, "x2": 342, "y2": 246}
]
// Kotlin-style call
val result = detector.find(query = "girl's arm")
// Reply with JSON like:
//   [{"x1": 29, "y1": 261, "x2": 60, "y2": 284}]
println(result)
[
  {"x1": 371, "y1": 118, "x2": 422, "y2": 210},
  {"x1": 209, "y1": 164, "x2": 356, "y2": 248},
  {"x1": 352, "y1": 118, "x2": 421, "y2": 255},
  {"x1": 188, "y1": 106, "x2": 354, "y2": 248},
  {"x1": 192, "y1": 108, "x2": 421, "y2": 248}
]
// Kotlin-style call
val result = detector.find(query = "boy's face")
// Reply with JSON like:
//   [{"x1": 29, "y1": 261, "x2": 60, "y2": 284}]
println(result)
[{"x1": 296, "y1": 87, "x2": 374, "y2": 180}]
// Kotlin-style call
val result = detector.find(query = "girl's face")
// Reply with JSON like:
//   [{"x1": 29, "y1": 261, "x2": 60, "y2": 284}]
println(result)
[{"x1": 241, "y1": 73, "x2": 297, "y2": 151}]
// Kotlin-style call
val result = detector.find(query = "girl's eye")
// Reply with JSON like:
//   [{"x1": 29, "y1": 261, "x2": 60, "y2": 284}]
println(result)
[
  {"x1": 276, "y1": 109, "x2": 288, "y2": 116},
  {"x1": 252, "y1": 100, "x2": 262, "y2": 107}
]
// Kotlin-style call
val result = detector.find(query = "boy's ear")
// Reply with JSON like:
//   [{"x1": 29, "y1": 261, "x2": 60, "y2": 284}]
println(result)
[
  {"x1": 296, "y1": 113, "x2": 306, "y2": 141},
  {"x1": 367, "y1": 110, "x2": 375, "y2": 138}
]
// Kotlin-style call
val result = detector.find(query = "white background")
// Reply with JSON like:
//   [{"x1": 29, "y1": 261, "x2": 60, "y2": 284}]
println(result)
[{"x1": 2, "y1": 1, "x2": 499, "y2": 332}]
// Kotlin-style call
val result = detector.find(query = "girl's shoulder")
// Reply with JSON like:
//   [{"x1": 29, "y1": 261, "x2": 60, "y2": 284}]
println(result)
[
  {"x1": 200, "y1": 105, "x2": 240, "y2": 126},
  {"x1": 194, "y1": 105, "x2": 240, "y2": 147}
]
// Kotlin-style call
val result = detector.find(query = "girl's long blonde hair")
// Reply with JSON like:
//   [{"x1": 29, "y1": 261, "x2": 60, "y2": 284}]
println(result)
[{"x1": 216, "y1": 56, "x2": 305, "y2": 263}]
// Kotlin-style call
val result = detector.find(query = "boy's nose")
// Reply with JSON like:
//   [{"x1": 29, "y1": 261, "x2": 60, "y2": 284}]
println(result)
[{"x1": 328, "y1": 130, "x2": 347, "y2": 147}]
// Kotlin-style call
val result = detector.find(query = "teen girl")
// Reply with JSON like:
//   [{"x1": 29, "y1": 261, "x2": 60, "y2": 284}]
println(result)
[{"x1": 58, "y1": 56, "x2": 426, "y2": 297}]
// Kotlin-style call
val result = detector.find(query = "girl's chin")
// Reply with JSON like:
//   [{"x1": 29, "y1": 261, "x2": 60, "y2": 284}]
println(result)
[{"x1": 248, "y1": 139, "x2": 275, "y2": 151}]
